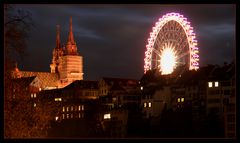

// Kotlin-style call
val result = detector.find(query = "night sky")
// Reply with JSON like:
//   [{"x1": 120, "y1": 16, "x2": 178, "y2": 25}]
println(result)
[{"x1": 13, "y1": 4, "x2": 235, "y2": 80}]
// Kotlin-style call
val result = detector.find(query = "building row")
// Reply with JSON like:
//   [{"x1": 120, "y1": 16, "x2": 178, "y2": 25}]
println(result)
[{"x1": 10, "y1": 62, "x2": 235, "y2": 138}]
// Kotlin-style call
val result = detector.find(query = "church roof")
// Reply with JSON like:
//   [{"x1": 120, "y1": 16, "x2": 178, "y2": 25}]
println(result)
[
  {"x1": 12, "y1": 76, "x2": 36, "y2": 88},
  {"x1": 17, "y1": 71, "x2": 59, "y2": 88}
]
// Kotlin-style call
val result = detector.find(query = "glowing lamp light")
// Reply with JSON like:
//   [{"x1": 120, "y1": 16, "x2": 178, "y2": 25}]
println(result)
[
  {"x1": 104, "y1": 113, "x2": 111, "y2": 119},
  {"x1": 208, "y1": 82, "x2": 213, "y2": 88},
  {"x1": 54, "y1": 98, "x2": 62, "y2": 101},
  {"x1": 144, "y1": 102, "x2": 147, "y2": 108}
]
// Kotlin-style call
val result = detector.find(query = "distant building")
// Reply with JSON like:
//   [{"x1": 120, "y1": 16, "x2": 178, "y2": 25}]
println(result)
[
  {"x1": 36, "y1": 80, "x2": 99, "y2": 122},
  {"x1": 100, "y1": 109, "x2": 128, "y2": 138},
  {"x1": 206, "y1": 63, "x2": 235, "y2": 116},
  {"x1": 63, "y1": 80, "x2": 99, "y2": 100},
  {"x1": 12, "y1": 17, "x2": 83, "y2": 90},
  {"x1": 11, "y1": 76, "x2": 36, "y2": 101},
  {"x1": 140, "y1": 62, "x2": 235, "y2": 138},
  {"x1": 141, "y1": 86, "x2": 171, "y2": 118},
  {"x1": 98, "y1": 77, "x2": 138, "y2": 96},
  {"x1": 223, "y1": 80, "x2": 236, "y2": 138}
]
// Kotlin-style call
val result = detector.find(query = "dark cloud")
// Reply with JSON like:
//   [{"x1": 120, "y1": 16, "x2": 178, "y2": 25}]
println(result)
[{"x1": 12, "y1": 4, "x2": 235, "y2": 80}]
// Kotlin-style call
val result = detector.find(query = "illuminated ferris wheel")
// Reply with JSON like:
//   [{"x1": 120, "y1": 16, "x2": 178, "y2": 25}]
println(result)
[{"x1": 144, "y1": 12, "x2": 199, "y2": 75}]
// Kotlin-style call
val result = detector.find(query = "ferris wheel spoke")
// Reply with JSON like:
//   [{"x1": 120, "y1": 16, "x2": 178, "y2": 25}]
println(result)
[
  {"x1": 151, "y1": 48, "x2": 162, "y2": 57},
  {"x1": 176, "y1": 51, "x2": 190, "y2": 61}
]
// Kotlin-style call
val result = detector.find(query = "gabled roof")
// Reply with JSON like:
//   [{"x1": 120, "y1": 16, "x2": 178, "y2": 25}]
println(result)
[
  {"x1": 101, "y1": 77, "x2": 138, "y2": 86},
  {"x1": 174, "y1": 63, "x2": 235, "y2": 85},
  {"x1": 208, "y1": 63, "x2": 235, "y2": 81},
  {"x1": 63, "y1": 80, "x2": 99, "y2": 90},
  {"x1": 16, "y1": 71, "x2": 59, "y2": 88}
]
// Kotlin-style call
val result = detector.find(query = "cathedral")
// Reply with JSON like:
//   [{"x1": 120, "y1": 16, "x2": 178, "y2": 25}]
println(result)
[{"x1": 12, "y1": 17, "x2": 84, "y2": 90}]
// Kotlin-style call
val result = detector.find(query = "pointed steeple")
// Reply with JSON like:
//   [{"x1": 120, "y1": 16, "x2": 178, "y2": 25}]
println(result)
[
  {"x1": 56, "y1": 25, "x2": 61, "y2": 49},
  {"x1": 67, "y1": 16, "x2": 75, "y2": 45}
]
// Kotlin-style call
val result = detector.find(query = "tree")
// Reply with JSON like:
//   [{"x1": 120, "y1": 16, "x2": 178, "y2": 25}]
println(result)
[
  {"x1": 4, "y1": 4, "x2": 53, "y2": 138},
  {"x1": 4, "y1": 4, "x2": 33, "y2": 66}
]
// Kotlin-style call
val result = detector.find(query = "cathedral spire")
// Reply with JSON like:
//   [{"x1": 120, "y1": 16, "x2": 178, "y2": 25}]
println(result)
[
  {"x1": 56, "y1": 25, "x2": 61, "y2": 49},
  {"x1": 67, "y1": 16, "x2": 75, "y2": 44}
]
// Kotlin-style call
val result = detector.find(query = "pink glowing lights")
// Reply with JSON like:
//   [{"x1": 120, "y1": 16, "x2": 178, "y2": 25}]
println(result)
[{"x1": 144, "y1": 12, "x2": 199, "y2": 74}]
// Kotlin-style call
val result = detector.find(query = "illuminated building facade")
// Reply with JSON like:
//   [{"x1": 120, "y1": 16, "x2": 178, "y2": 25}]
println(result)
[
  {"x1": 205, "y1": 63, "x2": 235, "y2": 138},
  {"x1": 51, "y1": 17, "x2": 83, "y2": 86},
  {"x1": 12, "y1": 17, "x2": 83, "y2": 90},
  {"x1": 141, "y1": 86, "x2": 171, "y2": 118}
]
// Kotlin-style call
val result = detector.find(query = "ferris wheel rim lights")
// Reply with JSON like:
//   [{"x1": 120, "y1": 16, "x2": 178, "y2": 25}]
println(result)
[{"x1": 144, "y1": 12, "x2": 199, "y2": 74}]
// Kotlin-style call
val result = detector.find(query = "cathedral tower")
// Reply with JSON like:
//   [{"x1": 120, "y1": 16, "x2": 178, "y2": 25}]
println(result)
[
  {"x1": 65, "y1": 17, "x2": 78, "y2": 55},
  {"x1": 50, "y1": 25, "x2": 63, "y2": 73},
  {"x1": 58, "y1": 17, "x2": 83, "y2": 85}
]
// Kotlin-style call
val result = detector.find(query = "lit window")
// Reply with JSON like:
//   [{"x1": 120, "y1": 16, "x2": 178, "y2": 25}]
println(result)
[
  {"x1": 181, "y1": 98, "x2": 184, "y2": 102},
  {"x1": 54, "y1": 98, "x2": 62, "y2": 101},
  {"x1": 62, "y1": 114, "x2": 65, "y2": 119},
  {"x1": 39, "y1": 88, "x2": 41, "y2": 91},
  {"x1": 144, "y1": 102, "x2": 147, "y2": 108},
  {"x1": 177, "y1": 98, "x2": 181, "y2": 102},
  {"x1": 63, "y1": 107, "x2": 65, "y2": 112},
  {"x1": 33, "y1": 103, "x2": 36, "y2": 107},
  {"x1": 82, "y1": 105, "x2": 84, "y2": 111},
  {"x1": 215, "y1": 81, "x2": 219, "y2": 87},
  {"x1": 79, "y1": 105, "x2": 81, "y2": 111},
  {"x1": 104, "y1": 113, "x2": 111, "y2": 119},
  {"x1": 140, "y1": 86, "x2": 143, "y2": 90},
  {"x1": 67, "y1": 114, "x2": 69, "y2": 119},
  {"x1": 71, "y1": 106, "x2": 73, "y2": 111},
  {"x1": 55, "y1": 116, "x2": 58, "y2": 121},
  {"x1": 31, "y1": 93, "x2": 33, "y2": 98},
  {"x1": 208, "y1": 82, "x2": 212, "y2": 88},
  {"x1": 148, "y1": 102, "x2": 152, "y2": 108},
  {"x1": 34, "y1": 93, "x2": 36, "y2": 98},
  {"x1": 67, "y1": 107, "x2": 69, "y2": 112},
  {"x1": 79, "y1": 113, "x2": 81, "y2": 118}
]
